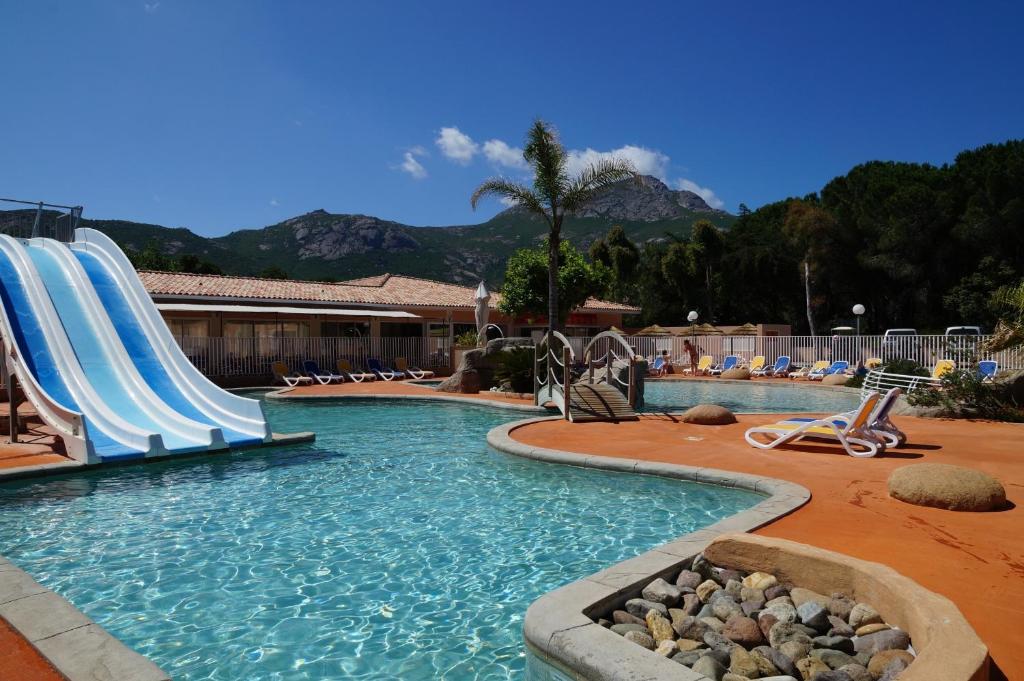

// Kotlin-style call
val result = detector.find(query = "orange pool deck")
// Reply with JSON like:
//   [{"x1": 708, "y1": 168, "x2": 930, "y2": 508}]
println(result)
[
  {"x1": 0, "y1": 618, "x2": 63, "y2": 681},
  {"x1": 510, "y1": 413, "x2": 1023, "y2": 681}
]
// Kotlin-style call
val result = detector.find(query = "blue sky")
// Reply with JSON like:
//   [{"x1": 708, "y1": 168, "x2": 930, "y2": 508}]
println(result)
[{"x1": 2, "y1": 1, "x2": 1022, "y2": 236}]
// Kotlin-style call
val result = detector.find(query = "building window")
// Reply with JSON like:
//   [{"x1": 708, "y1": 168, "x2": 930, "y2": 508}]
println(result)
[
  {"x1": 223, "y1": 321, "x2": 309, "y2": 338},
  {"x1": 167, "y1": 318, "x2": 210, "y2": 338},
  {"x1": 322, "y1": 321, "x2": 370, "y2": 338},
  {"x1": 380, "y1": 322, "x2": 423, "y2": 337}
]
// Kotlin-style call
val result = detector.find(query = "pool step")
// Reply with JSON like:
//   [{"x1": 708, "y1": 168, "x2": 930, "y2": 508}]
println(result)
[{"x1": 566, "y1": 383, "x2": 638, "y2": 423}]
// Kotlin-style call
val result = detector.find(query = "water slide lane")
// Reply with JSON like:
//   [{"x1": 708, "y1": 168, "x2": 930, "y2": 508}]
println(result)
[
  {"x1": 0, "y1": 250, "x2": 143, "y2": 460},
  {"x1": 74, "y1": 250, "x2": 262, "y2": 447},
  {"x1": 25, "y1": 245, "x2": 208, "y2": 453}
]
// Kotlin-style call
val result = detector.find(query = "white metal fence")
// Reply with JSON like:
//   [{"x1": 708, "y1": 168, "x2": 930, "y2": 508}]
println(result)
[
  {"x1": 564, "y1": 334, "x2": 1023, "y2": 372},
  {"x1": 173, "y1": 336, "x2": 451, "y2": 378}
]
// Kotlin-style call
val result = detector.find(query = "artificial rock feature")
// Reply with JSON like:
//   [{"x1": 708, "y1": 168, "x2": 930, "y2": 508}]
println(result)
[
  {"x1": 720, "y1": 367, "x2": 751, "y2": 380},
  {"x1": 887, "y1": 462, "x2": 1007, "y2": 511},
  {"x1": 437, "y1": 338, "x2": 533, "y2": 394},
  {"x1": 680, "y1": 404, "x2": 739, "y2": 425}
]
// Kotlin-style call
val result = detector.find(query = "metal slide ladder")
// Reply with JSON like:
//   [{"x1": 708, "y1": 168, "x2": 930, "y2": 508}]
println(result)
[{"x1": 534, "y1": 331, "x2": 640, "y2": 422}]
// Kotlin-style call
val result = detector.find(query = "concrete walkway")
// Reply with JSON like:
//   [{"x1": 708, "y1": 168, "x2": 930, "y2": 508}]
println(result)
[{"x1": 509, "y1": 413, "x2": 1023, "y2": 681}]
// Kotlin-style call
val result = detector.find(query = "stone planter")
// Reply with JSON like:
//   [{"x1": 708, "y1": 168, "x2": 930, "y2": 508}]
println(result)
[{"x1": 524, "y1": 533, "x2": 988, "y2": 681}]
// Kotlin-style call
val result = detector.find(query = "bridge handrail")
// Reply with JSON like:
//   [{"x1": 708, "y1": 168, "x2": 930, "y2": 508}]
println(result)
[{"x1": 861, "y1": 369, "x2": 941, "y2": 400}]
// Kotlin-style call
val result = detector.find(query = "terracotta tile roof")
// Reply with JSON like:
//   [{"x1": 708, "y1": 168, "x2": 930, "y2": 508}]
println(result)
[{"x1": 139, "y1": 270, "x2": 639, "y2": 314}]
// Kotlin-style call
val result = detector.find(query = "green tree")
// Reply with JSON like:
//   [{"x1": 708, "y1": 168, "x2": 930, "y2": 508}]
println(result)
[
  {"x1": 690, "y1": 219, "x2": 725, "y2": 322},
  {"x1": 783, "y1": 200, "x2": 835, "y2": 336},
  {"x1": 259, "y1": 266, "x2": 290, "y2": 280},
  {"x1": 178, "y1": 253, "x2": 224, "y2": 275},
  {"x1": 471, "y1": 119, "x2": 637, "y2": 332},
  {"x1": 498, "y1": 240, "x2": 607, "y2": 324},
  {"x1": 589, "y1": 225, "x2": 640, "y2": 303}
]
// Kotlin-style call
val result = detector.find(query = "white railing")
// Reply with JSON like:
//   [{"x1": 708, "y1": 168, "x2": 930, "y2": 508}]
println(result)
[
  {"x1": 586, "y1": 334, "x2": 1023, "y2": 372},
  {"x1": 861, "y1": 369, "x2": 941, "y2": 399},
  {"x1": 172, "y1": 336, "x2": 451, "y2": 378}
]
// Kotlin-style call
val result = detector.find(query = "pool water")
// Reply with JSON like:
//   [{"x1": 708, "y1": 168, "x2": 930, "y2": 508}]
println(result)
[
  {"x1": 0, "y1": 398, "x2": 759, "y2": 680},
  {"x1": 642, "y1": 380, "x2": 860, "y2": 414}
]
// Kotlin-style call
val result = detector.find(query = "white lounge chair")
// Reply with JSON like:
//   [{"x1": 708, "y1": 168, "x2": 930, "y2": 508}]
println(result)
[
  {"x1": 337, "y1": 359, "x2": 375, "y2": 382},
  {"x1": 273, "y1": 361, "x2": 313, "y2": 387},
  {"x1": 304, "y1": 360, "x2": 344, "y2": 385},
  {"x1": 782, "y1": 387, "x2": 906, "y2": 448},
  {"x1": 744, "y1": 391, "x2": 885, "y2": 458},
  {"x1": 395, "y1": 357, "x2": 434, "y2": 379}
]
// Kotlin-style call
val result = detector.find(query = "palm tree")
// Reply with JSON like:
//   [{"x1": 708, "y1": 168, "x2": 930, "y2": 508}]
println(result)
[{"x1": 471, "y1": 120, "x2": 637, "y2": 333}]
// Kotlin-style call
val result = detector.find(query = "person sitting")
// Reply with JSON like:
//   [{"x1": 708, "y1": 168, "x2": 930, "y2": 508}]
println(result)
[{"x1": 657, "y1": 349, "x2": 671, "y2": 376}]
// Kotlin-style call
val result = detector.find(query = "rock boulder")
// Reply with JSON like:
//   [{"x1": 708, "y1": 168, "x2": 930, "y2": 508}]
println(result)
[
  {"x1": 888, "y1": 463, "x2": 1006, "y2": 511},
  {"x1": 681, "y1": 404, "x2": 738, "y2": 425}
]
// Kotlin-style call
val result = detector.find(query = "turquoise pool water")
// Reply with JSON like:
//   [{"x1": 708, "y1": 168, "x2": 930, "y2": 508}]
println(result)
[
  {"x1": 642, "y1": 379, "x2": 860, "y2": 414},
  {"x1": 0, "y1": 398, "x2": 759, "y2": 680}
]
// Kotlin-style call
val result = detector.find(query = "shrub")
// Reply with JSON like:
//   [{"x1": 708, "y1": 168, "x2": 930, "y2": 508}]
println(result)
[
  {"x1": 454, "y1": 331, "x2": 479, "y2": 348},
  {"x1": 880, "y1": 358, "x2": 929, "y2": 376},
  {"x1": 494, "y1": 347, "x2": 535, "y2": 393},
  {"x1": 908, "y1": 369, "x2": 1024, "y2": 422}
]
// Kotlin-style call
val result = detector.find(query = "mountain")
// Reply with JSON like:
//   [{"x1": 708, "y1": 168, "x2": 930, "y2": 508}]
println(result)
[{"x1": 2, "y1": 176, "x2": 734, "y2": 286}]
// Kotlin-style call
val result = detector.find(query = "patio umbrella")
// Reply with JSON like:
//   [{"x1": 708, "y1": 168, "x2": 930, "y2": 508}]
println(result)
[
  {"x1": 474, "y1": 282, "x2": 490, "y2": 345},
  {"x1": 637, "y1": 324, "x2": 672, "y2": 335},
  {"x1": 696, "y1": 323, "x2": 723, "y2": 335},
  {"x1": 727, "y1": 322, "x2": 758, "y2": 336}
]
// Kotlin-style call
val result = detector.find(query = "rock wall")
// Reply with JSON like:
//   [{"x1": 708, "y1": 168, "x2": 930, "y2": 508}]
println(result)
[{"x1": 437, "y1": 337, "x2": 534, "y2": 394}]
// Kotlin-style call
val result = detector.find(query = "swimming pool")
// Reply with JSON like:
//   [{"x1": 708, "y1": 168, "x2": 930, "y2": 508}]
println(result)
[
  {"x1": 0, "y1": 397, "x2": 759, "y2": 680},
  {"x1": 642, "y1": 379, "x2": 860, "y2": 414}
]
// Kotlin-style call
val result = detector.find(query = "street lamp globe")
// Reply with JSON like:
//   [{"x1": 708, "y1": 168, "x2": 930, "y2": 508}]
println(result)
[
  {"x1": 687, "y1": 310, "x2": 699, "y2": 323},
  {"x1": 852, "y1": 304, "x2": 865, "y2": 316}
]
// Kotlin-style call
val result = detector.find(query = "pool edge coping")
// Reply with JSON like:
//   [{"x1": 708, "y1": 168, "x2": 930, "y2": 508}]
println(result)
[
  {"x1": 0, "y1": 560, "x2": 170, "y2": 681},
  {"x1": 486, "y1": 415, "x2": 811, "y2": 681}
]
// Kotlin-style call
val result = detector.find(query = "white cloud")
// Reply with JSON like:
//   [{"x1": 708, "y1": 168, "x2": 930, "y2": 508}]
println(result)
[
  {"x1": 482, "y1": 139, "x2": 527, "y2": 170},
  {"x1": 143, "y1": 1, "x2": 160, "y2": 13},
  {"x1": 435, "y1": 126, "x2": 479, "y2": 164},
  {"x1": 565, "y1": 145, "x2": 670, "y2": 180},
  {"x1": 270, "y1": 198, "x2": 280, "y2": 207},
  {"x1": 398, "y1": 148, "x2": 428, "y2": 180},
  {"x1": 675, "y1": 178, "x2": 724, "y2": 209}
]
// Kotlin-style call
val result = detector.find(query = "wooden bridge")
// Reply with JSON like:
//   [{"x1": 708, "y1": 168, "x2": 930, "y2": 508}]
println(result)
[{"x1": 534, "y1": 331, "x2": 640, "y2": 422}]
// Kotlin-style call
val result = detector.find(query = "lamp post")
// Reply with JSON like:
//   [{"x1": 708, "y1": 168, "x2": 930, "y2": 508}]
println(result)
[
  {"x1": 852, "y1": 304, "x2": 865, "y2": 365},
  {"x1": 687, "y1": 310, "x2": 699, "y2": 346}
]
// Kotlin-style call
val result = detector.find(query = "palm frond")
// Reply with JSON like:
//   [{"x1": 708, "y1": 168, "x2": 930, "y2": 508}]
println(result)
[
  {"x1": 560, "y1": 158, "x2": 639, "y2": 213},
  {"x1": 470, "y1": 178, "x2": 549, "y2": 223},
  {"x1": 523, "y1": 119, "x2": 567, "y2": 201}
]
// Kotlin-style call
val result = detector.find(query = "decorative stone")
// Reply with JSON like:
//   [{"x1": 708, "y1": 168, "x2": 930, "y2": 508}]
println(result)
[
  {"x1": 878, "y1": 658, "x2": 911, "y2": 681},
  {"x1": 837, "y1": 664, "x2": 873, "y2": 681},
  {"x1": 749, "y1": 648, "x2": 781, "y2": 676},
  {"x1": 853, "y1": 628, "x2": 911, "y2": 655},
  {"x1": 796, "y1": 656, "x2": 831, "y2": 679},
  {"x1": 680, "y1": 593, "x2": 702, "y2": 615},
  {"x1": 597, "y1": 618, "x2": 612, "y2": 628},
  {"x1": 827, "y1": 615, "x2": 854, "y2": 637},
  {"x1": 625, "y1": 598, "x2": 668, "y2": 620},
  {"x1": 673, "y1": 615, "x2": 708, "y2": 641},
  {"x1": 796, "y1": 601, "x2": 830, "y2": 631},
  {"x1": 855, "y1": 623, "x2": 890, "y2": 636},
  {"x1": 719, "y1": 569, "x2": 745, "y2": 585},
  {"x1": 713, "y1": 597, "x2": 744, "y2": 622},
  {"x1": 811, "y1": 648, "x2": 857, "y2": 669},
  {"x1": 758, "y1": 612, "x2": 778, "y2": 639},
  {"x1": 691, "y1": 554, "x2": 718, "y2": 582},
  {"x1": 812, "y1": 635, "x2": 855, "y2": 654},
  {"x1": 763, "y1": 646, "x2": 800, "y2": 678},
  {"x1": 642, "y1": 577, "x2": 682, "y2": 606},
  {"x1": 646, "y1": 609, "x2": 675, "y2": 644},
  {"x1": 740, "y1": 586, "x2": 765, "y2": 603},
  {"x1": 721, "y1": 367, "x2": 751, "y2": 380},
  {"x1": 697, "y1": 579, "x2": 723, "y2": 602},
  {"x1": 702, "y1": 616, "x2": 726, "y2": 633},
  {"x1": 764, "y1": 584, "x2": 790, "y2": 601},
  {"x1": 729, "y1": 647, "x2": 761, "y2": 678},
  {"x1": 654, "y1": 639, "x2": 677, "y2": 657},
  {"x1": 769, "y1": 621, "x2": 812, "y2": 649},
  {"x1": 722, "y1": 615, "x2": 764, "y2": 648},
  {"x1": 722, "y1": 674, "x2": 750, "y2": 681},
  {"x1": 828, "y1": 593, "x2": 856, "y2": 621},
  {"x1": 676, "y1": 638, "x2": 705, "y2": 652},
  {"x1": 724, "y1": 579, "x2": 743, "y2": 600},
  {"x1": 680, "y1": 404, "x2": 738, "y2": 425},
  {"x1": 868, "y1": 650, "x2": 915, "y2": 678},
  {"x1": 623, "y1": 630, "x2": 655, "y2": 650},
  {"x1": 790, "y1": 587, "x2": 830, "y2": 609},
  {"x1": 762, "y1": 602, "x2": 798, "y2": 626},
  {"x1": 703, "y1": 648, "x2": 732, "y2": 666},
  {"x1": 703, "y1": 629, "x2": 735, "y2": 652},
  {"x1": 692, "y1": 654, "x2": 728, "y2": 681},
  {"x1": 814, "y1": 672, "x2": 855, "y2": 681},
  {"x1": 741, "y1": 599, "x2": 765, "y2": 617},
  {"x1": 676, "y1": 569, "x2": 703, "y2": 589},
  {"x1": 888, "y1": 463, "x2": 1006, "y2": 511},
  {"x1": 766, "y1": 595, "x2": 796, "y2": 608},
  {"x1": 673, "y1": 650, "x2": 703, "y2": 667},
  {"x1": 610, "y1": 623, "x2": 648, "y2": 636},
  {"x1": 741, "y1": 571, "x2": 778, "y2": 590},
  {"x1": 847, "y1": 603, "x2": 882, "y2": 630},
  {"x1": 612, "y1": 610, "x2": 646, "y2": 626},
  {"x1": 778, "y1": 640, "x2": 812, "y2": 662}
]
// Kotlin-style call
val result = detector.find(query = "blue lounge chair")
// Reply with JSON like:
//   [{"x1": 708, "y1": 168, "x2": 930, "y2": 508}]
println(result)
[
  {"x1": 709, "y1": 355, "x2": 740, "y2": 376},
  {"x1": 649, "y1": 356, "x2": 666, "y2": 376},
  {"x1": 304, "y1": 360, "x2": 344, "y2": 385},
  {"x1": 783, "y1": 387, "x2": 906, "y2": 447},
  {"x1": 754, "y1": 356, "x2": 790, "y2": 377},
  {"x1": 809, "y1": 360, "x2": 848, "y2": 381},
  {"x1": 368, "y1": 358, "x2": 404, "y2": 381},
  {"x1": 978, "y1": 360, "x2": 998, "y2": 382}
]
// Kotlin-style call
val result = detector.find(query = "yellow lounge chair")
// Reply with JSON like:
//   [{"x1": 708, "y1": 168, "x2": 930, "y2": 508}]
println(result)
[
  {"x1": 865, "y1": 357, "x2": 882, "y2": 370},
  {"x1": 931, "y1": 359, "x2": 955, "y2": 379},
  {"x1": 683, "y1": 355, "x2": 714, "y2": 375},
  {"x1": 744, "y1": 391, "x2": 884, "y2": 458},
  {"x1": 395, "y1": 357, "x2": 434, "y2": 379},
  {"x1": 789, "y1": 360, "x2": 829, "y2": 380},
  {"x1": 746, "y1": 356, "x2": 766, "y2": 373},
  {"x1": 337, "y1": 359, "x2": 375, "y2": 382},
  {"x1": 272, "y1": 361, "x2": 313, "y2": 387}
]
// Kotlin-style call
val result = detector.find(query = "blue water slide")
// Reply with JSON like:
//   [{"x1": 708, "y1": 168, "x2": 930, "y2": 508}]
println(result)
[
  {"x1": 71, "y1": 228, "x2": 268, "y2": 444},
  {"x1": 0, "y1": 241, "x2": 144, "y2": 461},
  {"x1": 74, "y1": 249, "x2": 262, "y2": 447},
  {"x1": 25, "y1": 241, "x2": 221, "y2": 454}
]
